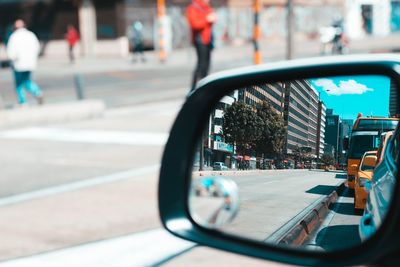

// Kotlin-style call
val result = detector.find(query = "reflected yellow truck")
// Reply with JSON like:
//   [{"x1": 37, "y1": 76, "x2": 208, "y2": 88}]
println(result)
[{"x1": 346, "y1": 116, "x2": 398, "y2": 189}]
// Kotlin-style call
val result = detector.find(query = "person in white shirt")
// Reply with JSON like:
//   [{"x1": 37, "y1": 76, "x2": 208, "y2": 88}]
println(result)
[{"x1": 7, "y1": 19, "x2": 43, "y2": 105}]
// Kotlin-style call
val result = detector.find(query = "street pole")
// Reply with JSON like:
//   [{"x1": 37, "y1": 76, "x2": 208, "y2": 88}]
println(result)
[
  {"x1": 253, "y1": 0, "x2": 262, "y2": 64},
  {"x1": 157, "y1": 0, "x2": 167, "y2": 62},
  {"x1": 286, "y1": 0, "x2": 294, "y2": 60}
]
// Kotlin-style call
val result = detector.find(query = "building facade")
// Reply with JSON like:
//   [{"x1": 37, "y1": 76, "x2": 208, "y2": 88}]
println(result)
[
  {"x1": 283, "y1": 80, "x2": 320, "y2": 156},
  {"x1": 0, "y1": 0, "x2": 364, "y2": 58},
  {"x1": 316, "y1": 101, "x2": 326, "y2": 158}
]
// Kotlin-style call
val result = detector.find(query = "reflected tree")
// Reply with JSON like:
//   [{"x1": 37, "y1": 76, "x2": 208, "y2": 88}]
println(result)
[
  {"x1": 255, "y1": 101, "x2": 286, "y2": 158},
  {"x1": 222, "y1": 100, "x2": 286, "y2": 158},
  {"x1": 222, "y1": 101, "x2": 262, "y2": 155}
]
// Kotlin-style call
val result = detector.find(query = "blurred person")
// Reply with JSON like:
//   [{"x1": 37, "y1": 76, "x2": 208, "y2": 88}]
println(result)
[
  {"x1": 7, "y1": 19, "x2": 43, "y2": 106},
  {"x1": 187, "y1": 0, "x2": 217, "y2": 92},
  {"x1": 65, "y1": 24, "x2": 79, "y2": 63},
  {"x1": 319, "y1": 17, "x2": 348, "y2": 55},
  {"x1": 130, "y1": 21, "x2": 146, "y2": 63}
]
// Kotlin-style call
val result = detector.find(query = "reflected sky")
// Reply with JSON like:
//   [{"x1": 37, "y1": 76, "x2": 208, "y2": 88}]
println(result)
[{"x1": 310, "y1": 75, "x2": 390, "y2": 120}]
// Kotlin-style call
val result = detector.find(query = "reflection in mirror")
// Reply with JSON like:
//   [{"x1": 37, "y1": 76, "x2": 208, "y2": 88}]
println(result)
[
  {"x1": 189, "y1": 176, "x2": 239, "y2": 229},
  {"x1": 190, "y1": 75, "x2": 399, "y2": 251}
]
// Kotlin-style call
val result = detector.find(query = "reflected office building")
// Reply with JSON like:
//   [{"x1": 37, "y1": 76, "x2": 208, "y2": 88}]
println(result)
[
  {"x1": 238, "y1": 80, "x2": 325, "y2": 159},
  {"x1": 205, "y1": 80, "x2": 327, "y2": 169}
]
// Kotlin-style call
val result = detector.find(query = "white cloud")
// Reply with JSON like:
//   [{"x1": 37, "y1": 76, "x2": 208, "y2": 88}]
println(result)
[{"x1": 313, "y1": 78, "x2": 374, "y2": 95}]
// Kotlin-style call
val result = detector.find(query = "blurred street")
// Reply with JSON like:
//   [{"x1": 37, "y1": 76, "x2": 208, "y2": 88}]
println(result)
[
  {"x1": 2, "y1": 33, "x2": 400, "y2": 109},
  {"x1": 0, "y1": 6, "x2": 400, "y2": 265}
]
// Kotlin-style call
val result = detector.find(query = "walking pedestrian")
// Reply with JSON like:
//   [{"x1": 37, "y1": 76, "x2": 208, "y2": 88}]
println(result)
[
  {"x1": 7, "y1": 19, "x2": 43, "y2": 106},
  {"x1": 131, "y1": 21, "x2": 146, "y2": 62},
  {"x1": 130, "y1": 21, "x2": 146, "y2": 63},
  {"x1": 65, "y1": 24, "x2": 79, "y2": 63},
  {"x1": 187, "y1": 0, "x2": 217, "y2": 92}
]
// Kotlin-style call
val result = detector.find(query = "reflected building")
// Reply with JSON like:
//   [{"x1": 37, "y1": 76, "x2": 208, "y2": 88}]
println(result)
[
  {"x1": 324, "y1": 109, "x2": 341, "y2": 163},
  {"x1": 238, "y1": 80, "x2": 324, "y2": 159},
  {"x1": 205, "y1": 79, "x2": 328, "y2": 169},
  {"x1": 339, "y1": 119, "x2": 353, "y2": 164},
  {"x1": 283, "y1": 80, "x2": 320, "y2": 157},
  {"x1": 390, "y1": 79, "x2": 400, "y2": 117},
  {"x1": 324, "y1": 109, "x2": 353, "y2": 164},
  {"x1": 316, "y1": 101, "x2": 326, "y2": 159},
  {"x1": 207, "y1": 92, "x2": 238, "y2": 169}
]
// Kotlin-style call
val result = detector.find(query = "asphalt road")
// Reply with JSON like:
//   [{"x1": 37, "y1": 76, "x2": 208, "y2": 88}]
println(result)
[
  {"x1": 0, "y1": 102, "x2": 364, "y2": 266},
  {"x1": 190, "y1": 170, "x2": 362, "y2": 252},
  {"x1": 0, "y1": 100, "x2": 286, "y2": 267}
]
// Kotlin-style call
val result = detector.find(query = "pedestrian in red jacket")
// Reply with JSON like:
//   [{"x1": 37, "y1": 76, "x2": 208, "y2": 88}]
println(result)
[
  {"x1": 65, "y1": 25, "x2": 79, "y2": 63},
  {"x1": 187, "y1": 0, "x2": 217, "y2": 91}
]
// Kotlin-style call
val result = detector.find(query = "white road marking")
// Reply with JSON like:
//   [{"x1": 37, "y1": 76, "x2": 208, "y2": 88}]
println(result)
[
  {"x1": 0, "y1": 164, "x2": 160, "y2": 207},
  {"x1": 0, "y1": 127, "x2": 169, "y2": 146},
  {"x1": 0, "y1": 228, "x2": 195, "y2": 267}
]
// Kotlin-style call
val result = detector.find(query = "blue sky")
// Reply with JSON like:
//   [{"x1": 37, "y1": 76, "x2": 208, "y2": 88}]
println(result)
[{"x1": 309, "y1": 75, "x2": 390, "y2": 120}]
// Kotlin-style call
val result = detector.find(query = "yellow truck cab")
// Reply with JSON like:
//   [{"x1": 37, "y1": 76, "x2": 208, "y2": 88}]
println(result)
[{"x1": 345, "y1": 115, "x2": 398, "y2": 189}]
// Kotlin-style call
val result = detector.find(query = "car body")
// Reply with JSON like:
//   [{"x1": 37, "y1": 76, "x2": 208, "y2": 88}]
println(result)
[
  {"x1": 359, "y1": 130, "x2": 398, "y2": 241},
  {"x1": 213, "y1": 162, "x2": 228, "y2": 171},
  {"x1": 354, "y1": 150, "x2": 377, "y2": 211}
]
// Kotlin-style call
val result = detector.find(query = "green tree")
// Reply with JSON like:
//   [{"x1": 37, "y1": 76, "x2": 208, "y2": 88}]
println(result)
[
  {"x1": 222, "y1": 101, "x2": 262, "y2": 155},
  {"x1": 321, "y1": 153, "x2": 335, "y2": 165},
  {"x1": 255, "y1": 100, "x2": 286, "y2": 158}
]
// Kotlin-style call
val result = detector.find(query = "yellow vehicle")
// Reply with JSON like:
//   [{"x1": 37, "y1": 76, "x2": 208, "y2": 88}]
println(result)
[
  {"x1": 346, "y1": 116, "x2": 399, "y2": 189},
  {"x1": 354, "y1": 151, "x2": 377, "y2": 212}
]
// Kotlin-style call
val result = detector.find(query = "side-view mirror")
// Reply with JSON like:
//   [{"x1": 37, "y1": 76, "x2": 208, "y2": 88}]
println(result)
[{"x1": 159, "y1": 55, "x2": 400, "y2": 267}]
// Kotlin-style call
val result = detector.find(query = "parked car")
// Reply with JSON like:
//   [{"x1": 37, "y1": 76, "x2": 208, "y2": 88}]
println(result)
[
  {"x1": 213, "y1": 162, "x2": 228, "y2": 171},
  {"x1": 359, "y1": 130, "x2": 398, "y2": 241}
]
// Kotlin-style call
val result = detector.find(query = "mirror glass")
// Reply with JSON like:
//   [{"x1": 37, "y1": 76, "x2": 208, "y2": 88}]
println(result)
[{"x1": 189, "y1": 74, "x2": 399, "y2": 251}]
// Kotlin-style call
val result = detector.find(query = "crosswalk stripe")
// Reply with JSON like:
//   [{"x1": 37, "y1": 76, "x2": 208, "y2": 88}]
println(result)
[
  {"x1": 0, "y1": 164, "x2": 160, "y2": 207},
  {"x1": 0, "y1": 127, "x2": 169, "y2": 146},
  {"x1": 0, "y1": 228, "x2": 195, "y2": 267}
]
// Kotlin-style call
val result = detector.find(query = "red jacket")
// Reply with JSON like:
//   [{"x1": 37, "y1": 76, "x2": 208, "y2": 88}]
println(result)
[
  {"x1": 65, "y1": 28, "x2": 79, "y2": 46},
  {"x1": 186, "y1": 0, "x2": 214, "y2": 45}
]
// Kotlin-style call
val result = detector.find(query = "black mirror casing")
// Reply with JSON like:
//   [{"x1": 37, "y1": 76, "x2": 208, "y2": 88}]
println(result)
[{"x1": 158, "y1": 55, "x2": 400, "y2": 267}]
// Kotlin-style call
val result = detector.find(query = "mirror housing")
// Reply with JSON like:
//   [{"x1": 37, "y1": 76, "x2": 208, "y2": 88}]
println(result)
[{"x1": 159, "y1": 55, "x2": 400, "y2": 267}]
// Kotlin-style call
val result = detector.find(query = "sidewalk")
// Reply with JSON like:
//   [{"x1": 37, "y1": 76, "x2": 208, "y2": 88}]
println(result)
[{"x1": 28, "y1": 33, "x2": 400, "y2": 78}]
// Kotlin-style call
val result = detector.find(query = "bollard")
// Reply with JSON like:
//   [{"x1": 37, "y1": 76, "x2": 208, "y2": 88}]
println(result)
[{"x1": 74, "y1": 73, "x2": 85, "y2": 100}]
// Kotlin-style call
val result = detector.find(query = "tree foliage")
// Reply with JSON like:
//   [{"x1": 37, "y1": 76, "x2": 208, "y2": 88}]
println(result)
[
  {"x1": 222, "y1": 101, "x2": 262, "y2": 155},
  {"x1": 293, "y1": 146, "x2": 313, "y2": 163},
  {"x1": 222, "y1": 100, "x2": 286, "y2": 158},
  {"x1": 321, "y1": 153, "x2": 335, "y2": 165},
  {"x1": 255, "y1": 101, "x2": 286, "y2": 158}
]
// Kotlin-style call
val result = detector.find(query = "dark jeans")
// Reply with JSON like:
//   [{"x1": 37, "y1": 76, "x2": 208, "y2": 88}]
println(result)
[
  {"x1": 69, "y1": 44, "x2": 75, "y2": 63},
  {"x1": 191, "y1": 38, "x2": 211, "y2": 92}
]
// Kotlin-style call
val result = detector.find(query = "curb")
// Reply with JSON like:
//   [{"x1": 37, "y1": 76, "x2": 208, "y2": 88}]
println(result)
[
  {"x1": 0, "y1": 100, "x2": 105, "y2": 128},
  {"x1": 278, "y1": 183, "x2": 345, "y2": 246},
  {"x1": 193, "y1": 169, "x2": 312, "y2": 178}
]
